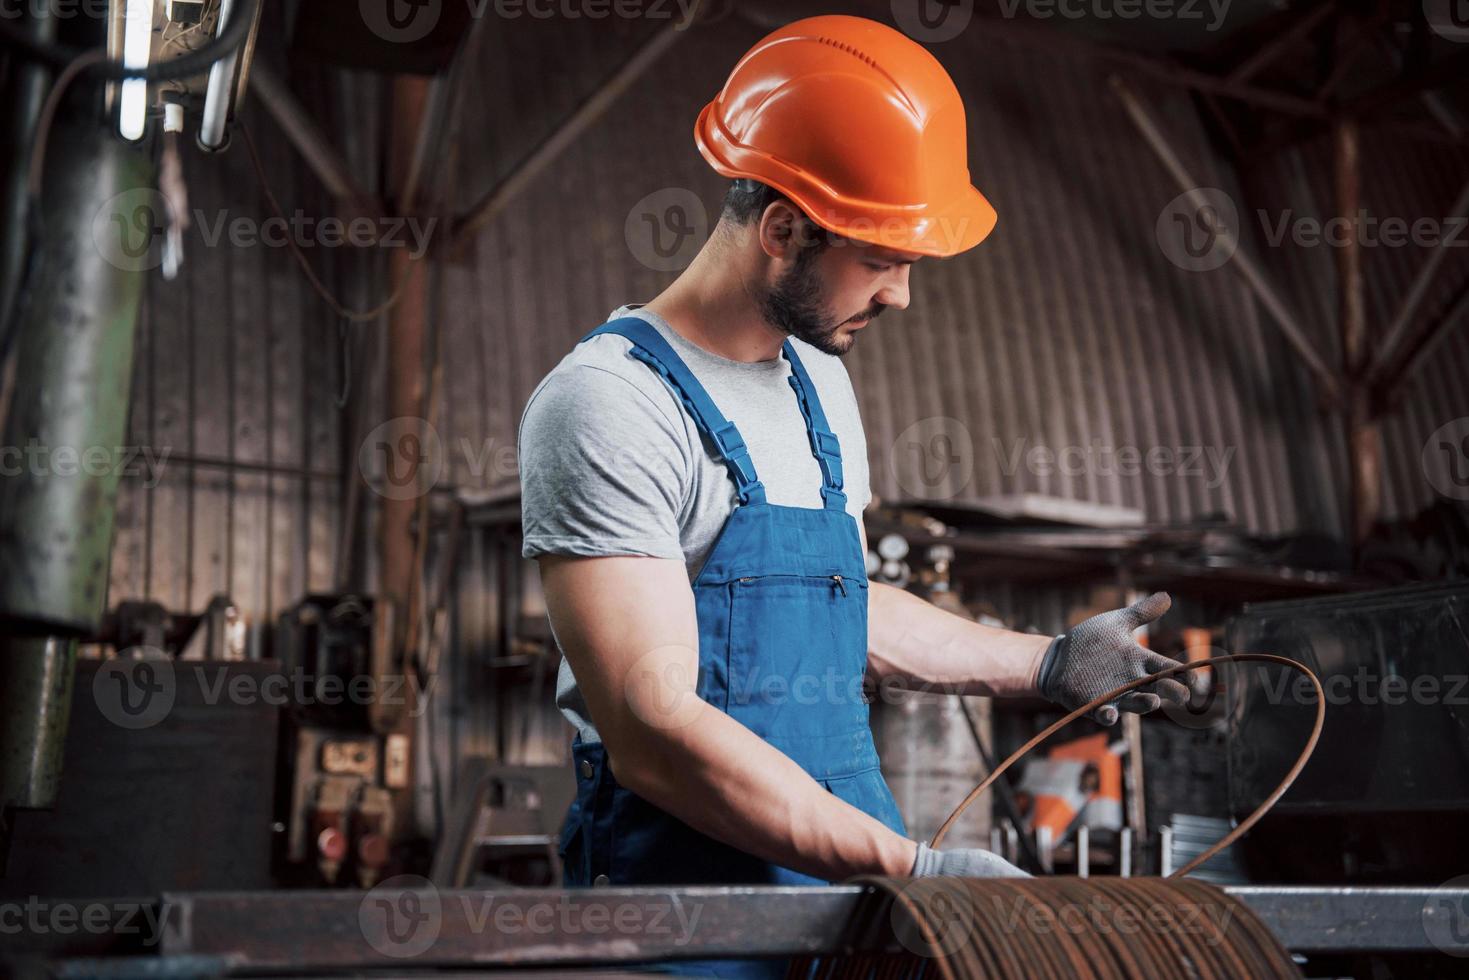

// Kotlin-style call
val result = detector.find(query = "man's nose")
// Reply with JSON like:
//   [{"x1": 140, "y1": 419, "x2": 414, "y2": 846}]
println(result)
[{"x1": 876, "y1": 266, "x2": 910, "y2": 311}]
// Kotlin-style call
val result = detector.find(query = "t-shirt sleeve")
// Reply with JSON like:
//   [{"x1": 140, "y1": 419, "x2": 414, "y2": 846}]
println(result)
[{"x1": 518, "y1": 363, "x2": 691, "y2": 561}]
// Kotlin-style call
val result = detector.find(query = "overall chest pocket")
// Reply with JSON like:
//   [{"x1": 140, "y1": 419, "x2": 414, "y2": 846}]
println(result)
[{"x1": 724, "y1": 574, "x2": 870, "y2": 731}]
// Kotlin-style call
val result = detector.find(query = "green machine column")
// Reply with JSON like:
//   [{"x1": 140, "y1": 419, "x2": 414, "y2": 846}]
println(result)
[{"x1": 1, "y1": 115, "x2": 153, "y2": 819}]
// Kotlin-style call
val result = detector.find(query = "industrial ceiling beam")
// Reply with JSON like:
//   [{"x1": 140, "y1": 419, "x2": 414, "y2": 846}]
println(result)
[
  {"x1": 248, "y1": 63, "x2": 381, "y2": 214},
  {"x1": 1225, "y1": 2, "x2": 1335, "y2": 85},
  {"x1": 451, "y1": 0, "x2": 704, "y2": 251},
  {"x1": 1367, "y1": 173, "x2": 1469, "y2": 386},
  {"x1": 957, "y1": 15, "x2": 1328, "y2": 118},
  {"x1": 1109, "y1": 75, "x2": 1341, "y2": 403},
  {"x1": 1386, "y1": 278, "x2": 1469, "y2": 401}
]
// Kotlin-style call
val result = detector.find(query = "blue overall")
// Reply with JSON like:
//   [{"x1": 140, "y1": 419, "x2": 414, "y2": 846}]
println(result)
[{"x1": 556, "y1": 318, "x2": 908, "y2": 978}]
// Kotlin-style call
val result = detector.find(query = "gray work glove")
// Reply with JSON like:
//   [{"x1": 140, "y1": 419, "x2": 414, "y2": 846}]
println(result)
[
  {"x1": 911, "y1": 841, "x2": 1031, "y2": 878},
  {"x1": 1036, "y1": 591, "x2": 1202, "y2": 726}
]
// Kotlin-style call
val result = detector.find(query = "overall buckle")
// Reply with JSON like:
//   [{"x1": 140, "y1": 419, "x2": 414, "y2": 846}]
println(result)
[{"x1": 712, "y1": 422, "x2": 759, "y2": 490}]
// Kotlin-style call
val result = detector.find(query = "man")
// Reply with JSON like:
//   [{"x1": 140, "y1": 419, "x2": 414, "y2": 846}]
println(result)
[{"x1": 518, "y1": 15, "x2": 1197, "y2": 976}]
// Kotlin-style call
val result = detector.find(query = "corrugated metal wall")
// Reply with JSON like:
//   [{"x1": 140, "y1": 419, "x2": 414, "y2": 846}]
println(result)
[{"x1": 106, "y1": 70, "x2": 364, "y2": 630}]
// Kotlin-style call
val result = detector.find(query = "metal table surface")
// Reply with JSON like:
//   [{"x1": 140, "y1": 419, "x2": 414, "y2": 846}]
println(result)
[{"x1": 36, "y1": 883, "x2": 1469, "y2": 975}]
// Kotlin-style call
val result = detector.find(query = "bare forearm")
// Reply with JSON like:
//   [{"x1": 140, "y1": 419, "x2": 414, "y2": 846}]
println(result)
[
  {"x1": 540, "y1": 555, "x2": 915, "y2": 883},
  {"x1": 866, "y1": 581, "x2": 1052, "y2": 697},
  {"x1": 612, "y1": 705, "x2": 916, "y2": 881}
]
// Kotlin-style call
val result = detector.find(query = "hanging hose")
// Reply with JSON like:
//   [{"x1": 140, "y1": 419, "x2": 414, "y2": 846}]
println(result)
[{"x1": 786, "y1": 654, "x2": 1323, "y2": 979}]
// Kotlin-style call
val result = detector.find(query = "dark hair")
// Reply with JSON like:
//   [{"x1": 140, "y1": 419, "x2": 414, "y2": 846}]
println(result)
[{"x1": 720, "y1": 179, "x2": 834, "y2": 251}]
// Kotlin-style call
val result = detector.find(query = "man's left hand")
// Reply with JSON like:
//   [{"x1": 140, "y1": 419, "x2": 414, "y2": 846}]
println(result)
[{"x1": 1036, "y1": 591, "x2": 1203, "y2": 725}]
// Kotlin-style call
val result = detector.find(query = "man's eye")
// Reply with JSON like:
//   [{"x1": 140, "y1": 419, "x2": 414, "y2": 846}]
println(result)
[{"x1": 867, "y1": 262, "x2": 892, "y2": 272}]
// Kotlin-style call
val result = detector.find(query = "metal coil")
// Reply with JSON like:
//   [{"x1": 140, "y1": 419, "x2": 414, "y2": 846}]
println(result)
[
  {"x1": 785, "y1": 654, "x2": 1322, "y2": 978},
  {"x1": 787, "y1": 877, "x2": 1300, "y2": 979}
]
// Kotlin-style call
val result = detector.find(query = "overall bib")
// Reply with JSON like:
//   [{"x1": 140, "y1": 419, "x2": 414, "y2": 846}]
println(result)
[{"x1": 557, "y1": 318, "x2": 908, "y2": 978}]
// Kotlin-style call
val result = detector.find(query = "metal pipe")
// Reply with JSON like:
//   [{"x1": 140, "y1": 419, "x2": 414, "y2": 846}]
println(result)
[
  {"x1": 1334, "y1": 117, "x2": 1378, "y2": 548},
  {"x1": 0, "y1": 120, "x2": 152, "y2": 635},
  {"x1": 0, "y1": 637, "x2": 76, "y2": 813},
  {"x1": 1110, "y1": 75, "x2": 1340, "y2": 402},
  {"x1": 197, "y1": 0, "x2": 242, "y2": 151}
]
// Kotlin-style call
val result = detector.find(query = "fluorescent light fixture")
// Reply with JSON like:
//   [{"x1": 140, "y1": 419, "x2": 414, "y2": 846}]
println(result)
[{"x1": 119, "y1": 0, "x2": 155, "y2": 141}]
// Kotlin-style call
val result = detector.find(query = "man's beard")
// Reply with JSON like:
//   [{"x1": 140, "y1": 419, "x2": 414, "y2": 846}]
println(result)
[{"x1": 758, "y1": 248, "x2": 883, "y2": 356}]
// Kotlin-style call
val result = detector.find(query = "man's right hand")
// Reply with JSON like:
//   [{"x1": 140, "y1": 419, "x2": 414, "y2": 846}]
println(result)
[{"x1": 910, "y1": 841, "x2": 1030, "y2": 878}]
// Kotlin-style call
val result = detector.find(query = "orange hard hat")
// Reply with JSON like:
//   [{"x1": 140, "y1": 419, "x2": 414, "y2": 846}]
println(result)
[{"x1": 694, "y1": 15, "x2": 996, "y2": 258}]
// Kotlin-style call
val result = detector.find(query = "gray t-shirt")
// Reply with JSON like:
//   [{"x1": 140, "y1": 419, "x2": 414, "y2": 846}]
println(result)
[{"x1": 518, "y1": 305, "x2": 872, "y2": 744}]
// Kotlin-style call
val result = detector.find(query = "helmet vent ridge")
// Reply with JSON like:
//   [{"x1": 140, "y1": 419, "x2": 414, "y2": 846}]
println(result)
[{"x1": 814, "y1": 36, "x2": 878, "y2": 70}]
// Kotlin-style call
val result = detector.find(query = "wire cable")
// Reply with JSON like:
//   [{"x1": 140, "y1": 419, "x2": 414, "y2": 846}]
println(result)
[
  {"x1": 930, "y1": 654, "x2": 1324, "y2": 878},
  {"x1": 236, "y1": 122, "x2": 417, "y2": 323}
]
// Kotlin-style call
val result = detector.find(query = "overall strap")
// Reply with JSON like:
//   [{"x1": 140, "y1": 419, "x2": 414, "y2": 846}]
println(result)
[
  {"x1": 781, "y1": 341, "x2": 847, "y2": 511},
  {"x1": 581, "y1": 317, "x2": 766, "y2": 505}
]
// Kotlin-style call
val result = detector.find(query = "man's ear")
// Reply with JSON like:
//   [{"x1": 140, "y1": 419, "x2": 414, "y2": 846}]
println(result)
[{"x1": 756, "y1": 199, "x2": 803, "y2": 260}]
